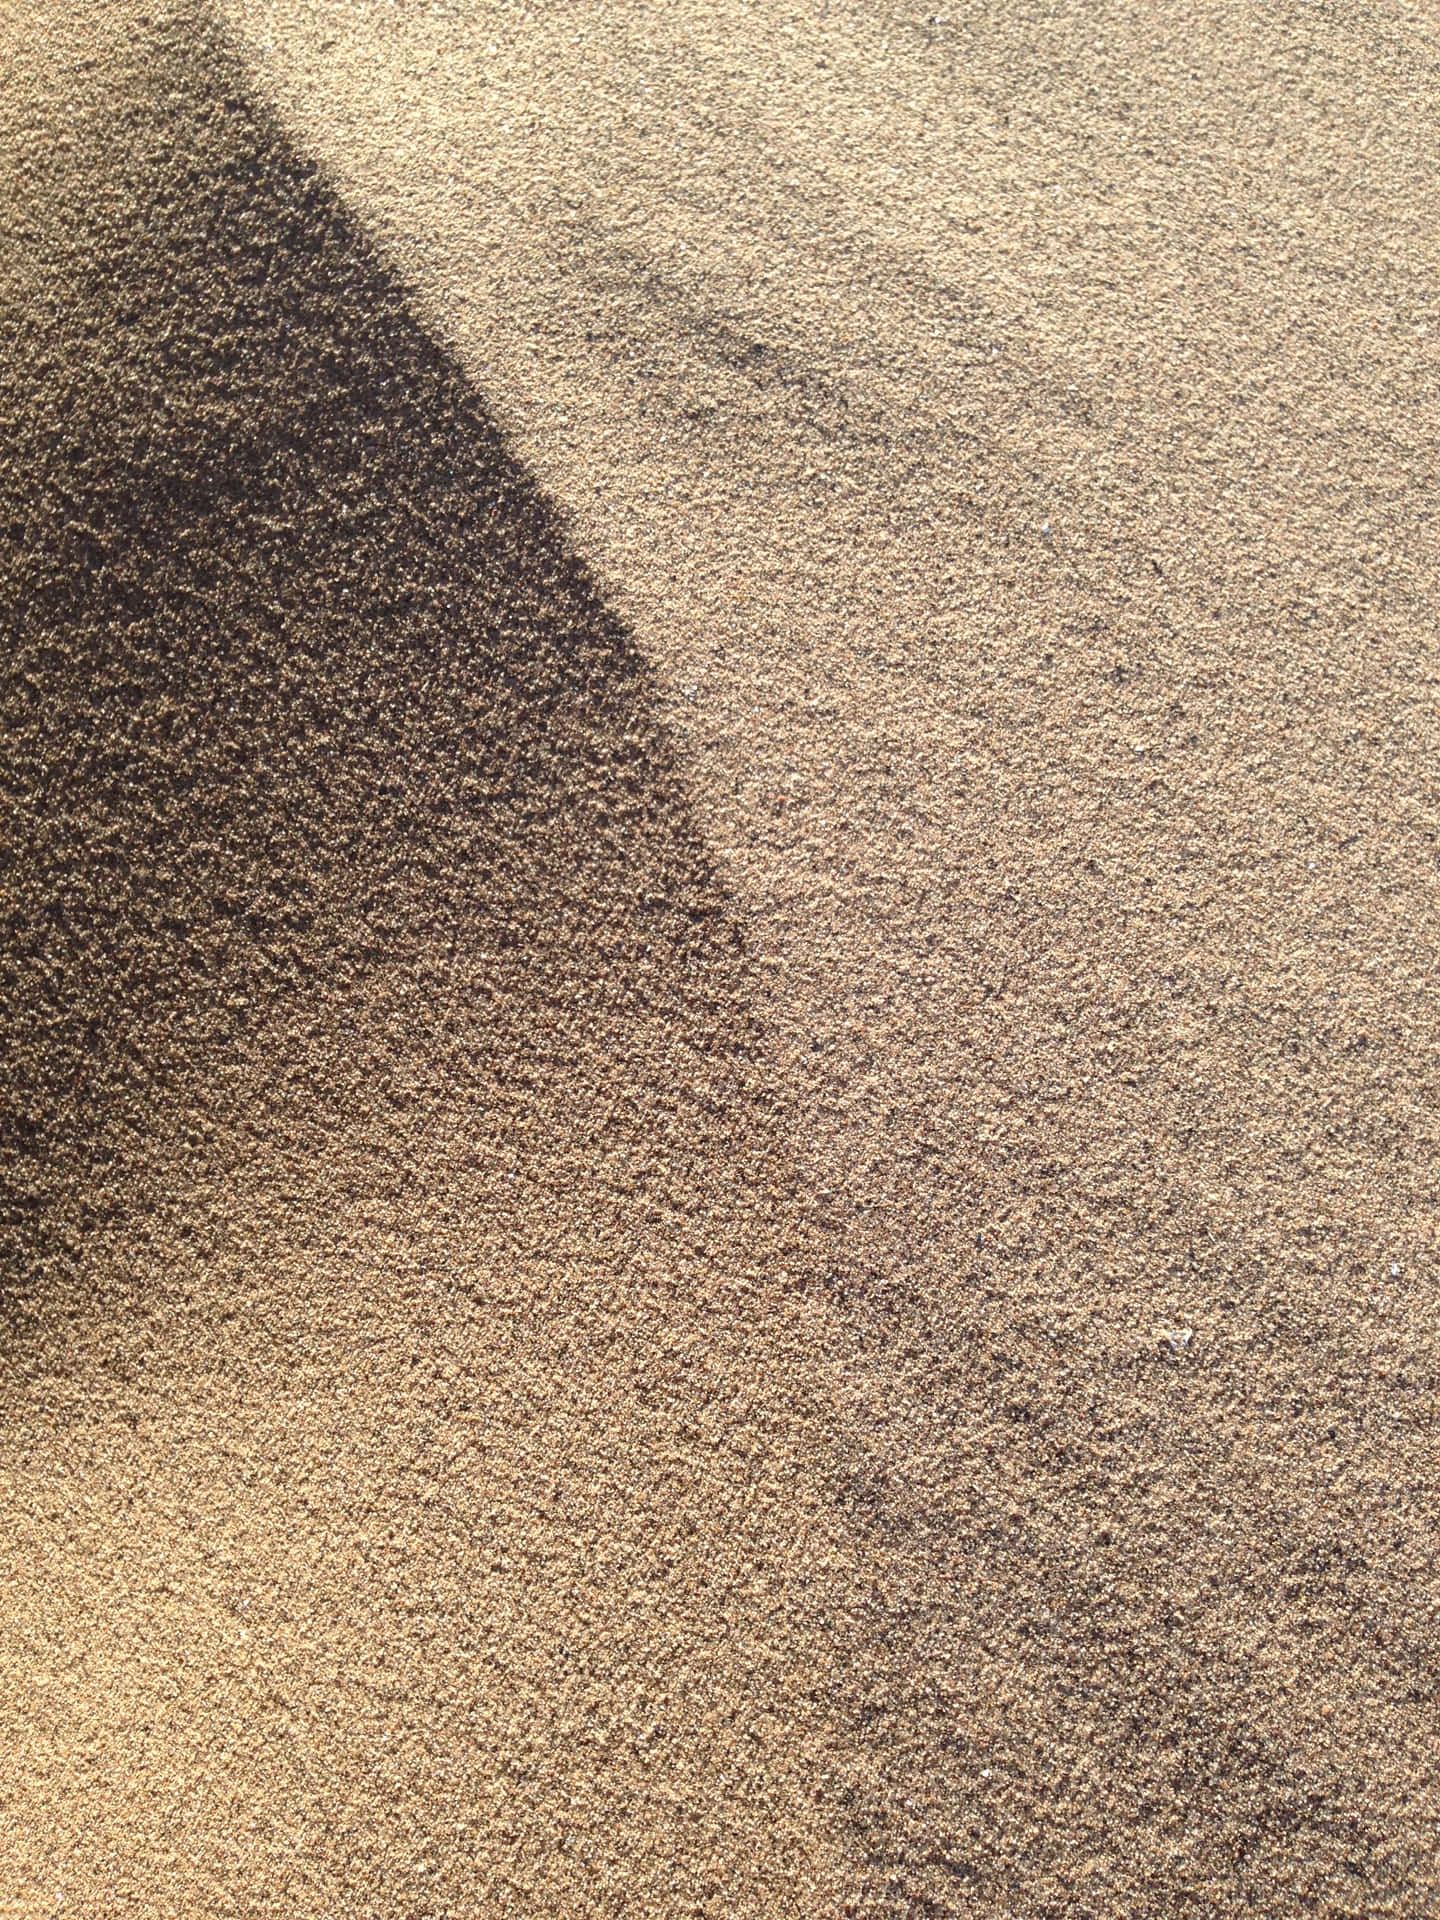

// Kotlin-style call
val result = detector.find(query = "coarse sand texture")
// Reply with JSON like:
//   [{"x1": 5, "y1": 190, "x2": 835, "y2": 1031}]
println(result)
[{"x1": 2, "y1": 2, "x2": 1439, "y2": 1916}]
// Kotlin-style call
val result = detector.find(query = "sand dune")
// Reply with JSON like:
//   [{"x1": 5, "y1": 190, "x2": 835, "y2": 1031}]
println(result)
[{"x1": 2, "y1": 1, "x2": 1437, "y2": 1914}]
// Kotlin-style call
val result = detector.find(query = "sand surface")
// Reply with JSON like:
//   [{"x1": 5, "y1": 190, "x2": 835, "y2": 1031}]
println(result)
[{"x1": 2, "y1": 2, "x2": 1437, "y2": 1914}]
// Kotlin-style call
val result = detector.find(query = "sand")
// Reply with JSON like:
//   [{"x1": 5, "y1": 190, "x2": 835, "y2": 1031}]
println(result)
[{"x1": 1, "y1": 1, "x2": 1436, "y2": 1914}]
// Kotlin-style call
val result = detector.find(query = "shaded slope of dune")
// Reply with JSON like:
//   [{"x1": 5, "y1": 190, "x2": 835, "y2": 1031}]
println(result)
[{"x1": 0, "y1": 10, "x2": 753, "y2": 1306}]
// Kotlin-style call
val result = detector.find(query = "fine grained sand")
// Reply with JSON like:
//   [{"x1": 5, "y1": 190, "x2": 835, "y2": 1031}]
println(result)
[{"x1": 1, "y1": 2, "x2": 1437, "y2": 1915}]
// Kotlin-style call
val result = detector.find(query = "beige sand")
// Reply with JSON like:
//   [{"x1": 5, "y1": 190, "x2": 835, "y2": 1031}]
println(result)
[{"x1": 1, "y1": 1, "x2": 1436, "y2": 1913}]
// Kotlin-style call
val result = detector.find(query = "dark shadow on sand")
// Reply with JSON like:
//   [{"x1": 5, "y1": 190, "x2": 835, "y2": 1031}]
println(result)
[{"x1": 0, "y1": 16, "x2": 762, "y2": 1321}]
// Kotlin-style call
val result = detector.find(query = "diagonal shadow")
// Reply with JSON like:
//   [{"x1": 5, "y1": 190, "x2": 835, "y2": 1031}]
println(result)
[{"x1": 0, "y1": 15, "x2": 763, "y2": 1314}]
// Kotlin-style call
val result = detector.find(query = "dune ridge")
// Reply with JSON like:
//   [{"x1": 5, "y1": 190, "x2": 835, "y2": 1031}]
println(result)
[{"x1": 3, "y1": 1, "x2": 1438, "y2": 1914}]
